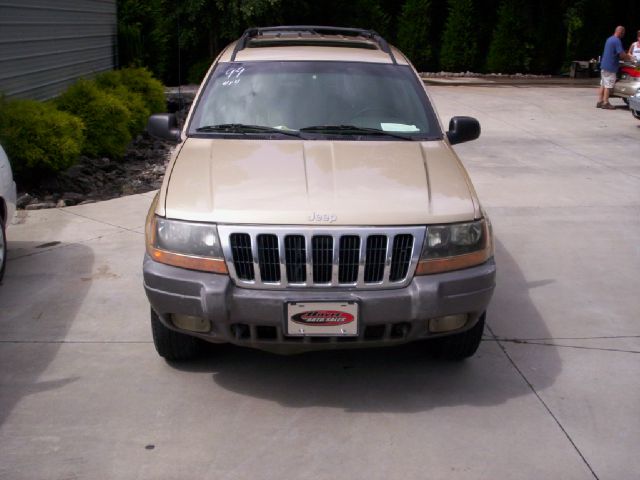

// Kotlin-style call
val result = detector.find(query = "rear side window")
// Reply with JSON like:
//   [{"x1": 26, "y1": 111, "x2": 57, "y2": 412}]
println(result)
[{"x1": 189, "y1": 61, "x2": 442, "y2": 140}]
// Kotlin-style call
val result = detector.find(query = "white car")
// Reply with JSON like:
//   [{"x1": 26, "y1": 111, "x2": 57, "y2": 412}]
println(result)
[
  {"x1": 629, "y1": 92, "x2": 640, "y2": 119},
  {"x1": 0, "y1": 145, "x2": 17, "y2": 281}
]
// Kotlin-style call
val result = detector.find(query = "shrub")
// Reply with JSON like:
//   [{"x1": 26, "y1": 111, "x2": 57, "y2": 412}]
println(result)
[
  {"x1": 112, "y1": 85, "x2": 149, "y2": 136},
  {"x1": 0, "y1": 98, "x2": 84, "y2": 178},
  {"x1": 93, "y1": 69, "x2": 124, "y2": 90},
  {"x1": 439, "y1": 0, "x2": 479, "y2": 72},
  {"x1": 56, "y1": 79, "x2": 132, "y2": 158},
  {"x1": 397, "y1": 0, "x2": 434, "y2": 72},
  {"x1": 486, "y1": 0, "x2": 532, "y2": 73},
  {"x1": 117, "y1": 67, "x2": 166, "y2": 114},
  {"x1": 95, "y1": 71, "x2": 150, "y2": 135}
]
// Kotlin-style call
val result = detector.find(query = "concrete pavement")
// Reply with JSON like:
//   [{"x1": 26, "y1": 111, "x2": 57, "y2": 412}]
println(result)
[{"x1": 0, "y1": 86, "x2": 638, "y2": 480}]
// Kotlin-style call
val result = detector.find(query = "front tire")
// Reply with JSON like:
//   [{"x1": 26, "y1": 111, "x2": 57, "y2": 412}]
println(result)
[
  {"x1": 428, "y1": 313, "x2": 485, "y2": 360},
  {"x1": 150, "y1": 308, "x2": 202, "y2": 361}
]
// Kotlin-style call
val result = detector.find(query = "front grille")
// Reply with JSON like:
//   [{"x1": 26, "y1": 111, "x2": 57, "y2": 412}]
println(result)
[
  {"x1": 229, "y1": 233, "x2": 254, "y2": 280},
  {"x1": 219, "y1": 226, "x2": 425, "y2": 290},
  {"x1": 312, "y1": 236, "x2": 333, "y2": 283},
  {"x1": 338, "y1": 235, "x2": 360, "y2": 283},
  {"x1": 390, "y1": 234, "x2": 413, "y2": 281},
  {"x1": 257, "y1": 234, "x2": 280, "y2": 282},
  {"x1": 364, "y1": 235, "x2": 387, "y2": 282},
  {"x1": 284, "y1": 235, "x2": 306, "y2": 283}
]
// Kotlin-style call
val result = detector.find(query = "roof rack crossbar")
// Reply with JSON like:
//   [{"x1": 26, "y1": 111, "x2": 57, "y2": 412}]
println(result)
[{"x1": 229, "y1": 25, "x2": 397, "y2": 64}]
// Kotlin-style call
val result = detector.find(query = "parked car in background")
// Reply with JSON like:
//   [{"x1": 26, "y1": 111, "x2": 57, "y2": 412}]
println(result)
[
  {"x1": 613, "y1": 65, "x2": 640, "y2": 104},
  {"x1": 0, "y1": 145, "x2": 17, "y2": 282},
  {"x1": 629, "y1": 92, "x2": 640, "y2": 119},
  {"x1": 143, "y1": 26, "x2": 495, "y2": 362}
]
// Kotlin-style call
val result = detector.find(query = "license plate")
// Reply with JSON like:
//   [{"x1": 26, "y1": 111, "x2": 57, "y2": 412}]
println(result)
[{"x1": 286, "y1": 302, "x2": 358, "y2": 336}]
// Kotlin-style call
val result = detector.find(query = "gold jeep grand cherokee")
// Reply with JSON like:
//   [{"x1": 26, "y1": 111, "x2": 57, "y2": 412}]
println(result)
[{"x1": 144, "y1": 26, "x2": 496, "y2": 361}]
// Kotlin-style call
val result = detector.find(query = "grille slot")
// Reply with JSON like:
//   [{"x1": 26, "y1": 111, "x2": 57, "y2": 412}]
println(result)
[
  {"x1": 257, "y1": 234, "x2": 280, "y2": 282},
  {"x1": 364, "y1": 235, "x2": 387, "y2": 283},
  {"x1": 220, "y1": 226, "x2": 425, "y2": 290},
  {"x1": 284, "y1": 235, "x2": 306, "y2": 283},
  {"x1": 229, "y1": 233, "x2": 254, "y2": 280},
  {"x1": 338, "y1": 235, "x2": 360, "y2": 283},
  {"x1": 312, "y1": 235, "x2": 333, "y2": 283},
  {"x1": 389, "y1": 234, "x2": 414, "y2": 282}
]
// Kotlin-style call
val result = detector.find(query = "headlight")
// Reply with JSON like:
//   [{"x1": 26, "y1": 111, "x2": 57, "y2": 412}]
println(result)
[
  {"x1": 415, "y1": 219, "x2": 492, "y2": 275},
  {"x1": 145, "y1": 214, "x2": 227, "y2": 274}
]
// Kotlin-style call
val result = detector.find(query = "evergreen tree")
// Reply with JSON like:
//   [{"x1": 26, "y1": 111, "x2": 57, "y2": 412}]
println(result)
[
  {"x1": 397, "y1": 0, "x2": 433, "y2": 71},
  {"x1": 439, "y1": 0, "x2": 478, "y2": 72},
  {"x1": 529, "y1": 0, "x2": 567, "y2": 73},
  {"x1": 486, "y1": 0, "x2": 532, "y2": 73}
]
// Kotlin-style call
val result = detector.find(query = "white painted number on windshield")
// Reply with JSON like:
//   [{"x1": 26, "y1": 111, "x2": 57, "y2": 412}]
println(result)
[{"x1": 222, "y1": 67, "x2": 245, "y2": 86}]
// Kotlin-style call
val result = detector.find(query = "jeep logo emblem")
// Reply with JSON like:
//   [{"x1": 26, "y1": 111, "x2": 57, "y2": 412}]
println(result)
[{"x1": 308, "y1": 212, "x2": 337, "y2": 223}]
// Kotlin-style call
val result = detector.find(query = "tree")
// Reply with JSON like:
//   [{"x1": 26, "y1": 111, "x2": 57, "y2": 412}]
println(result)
[
  {"x1": 439, "y1": 0, "x2": 478, "y2": 71},
  {"x1": 528, "y1": 0, "x2": 567, "y2": 73},
  {"x1": 486, "y1": 0, "x2": 532, "y2": 73},
  {"x1": 397, "y1": 0, "x2": 434, "y2": 71}
]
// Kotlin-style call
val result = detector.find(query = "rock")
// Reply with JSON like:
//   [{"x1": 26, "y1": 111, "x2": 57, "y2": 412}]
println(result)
[
  {"x1": 121, "y1": 185, "x2": 135, "y2": 195},
  {"x1": 63, "y1": 192, "x2": 86, "y2": 202},
  {"x1": 78, "y1": 199, "x2": 96, "y2": 205},
  {"x1": 25, "y1": 202, "x2": 56, "y2": 210},
  {"x1": 63, "y1": 164, "x2": 85, "y2": 179},
  {"x1": 16, "y1": 193, "x2": 32, "y2": 209},
  {"x1": 56, "y1": 199, "x2": 67, "y2": 208}
]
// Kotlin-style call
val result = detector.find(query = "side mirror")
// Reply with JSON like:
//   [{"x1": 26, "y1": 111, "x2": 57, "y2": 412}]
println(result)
[
  {"x1": 446, "y1": 116, "x2": 480, "y2": 145},
  {"x1": 147, "y1": 113, "x2": 181, "y2": 142}
]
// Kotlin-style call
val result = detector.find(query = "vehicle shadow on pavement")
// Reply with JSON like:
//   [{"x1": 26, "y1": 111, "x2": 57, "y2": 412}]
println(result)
[
  {"x1": 171, "y1": 239, "x2": 561, "y2": 412},
  {"x1": 0, "y1": 242, "x2": 94, "y2": 426}
]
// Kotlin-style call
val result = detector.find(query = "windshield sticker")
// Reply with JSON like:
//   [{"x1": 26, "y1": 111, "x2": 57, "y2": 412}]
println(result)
[
  {"x1": 222, "y1": 66, "x2": 245, "y2": 86},
  {"x1": 380, "y1": 123, "x2": 420, "y2": 132}
]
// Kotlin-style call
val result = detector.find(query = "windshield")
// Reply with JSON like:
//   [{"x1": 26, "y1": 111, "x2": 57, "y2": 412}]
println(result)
[{"x1": 188, "y1": 61, "x2": 441, "y2": 140}]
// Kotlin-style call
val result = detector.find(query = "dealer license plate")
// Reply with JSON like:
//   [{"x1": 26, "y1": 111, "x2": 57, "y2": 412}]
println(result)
[{"x1": 286, "y1": 302, "x2": 359, "y2": 337}]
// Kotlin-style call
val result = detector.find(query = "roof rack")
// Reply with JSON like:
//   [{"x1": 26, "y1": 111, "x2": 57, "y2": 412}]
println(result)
[{"x1": 229, "y1": 26, "x2": 397, "y2": 64}]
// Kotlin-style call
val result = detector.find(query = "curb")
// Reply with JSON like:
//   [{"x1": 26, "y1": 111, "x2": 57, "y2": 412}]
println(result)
[{"x1": 421, "y1": 76, "x2": 599, "y2": 88}]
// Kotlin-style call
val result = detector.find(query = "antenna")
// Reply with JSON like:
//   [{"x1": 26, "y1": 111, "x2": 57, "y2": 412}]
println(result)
[{"x1": 176, "y1": 0, "x2": 183, "y2": 111}]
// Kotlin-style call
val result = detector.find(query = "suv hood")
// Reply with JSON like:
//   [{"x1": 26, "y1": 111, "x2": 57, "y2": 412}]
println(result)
[{"x1": 162, "y1": 138, "x2": 479, "y2": 225}]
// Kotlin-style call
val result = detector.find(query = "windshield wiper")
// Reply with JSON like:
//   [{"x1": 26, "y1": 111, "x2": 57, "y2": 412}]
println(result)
[
  {"x1": 195, "y1": 123, "x2": 302, "y2": 138},
  {"x1": 299, "y1": 125, "x2": 414, "y2": 141}
]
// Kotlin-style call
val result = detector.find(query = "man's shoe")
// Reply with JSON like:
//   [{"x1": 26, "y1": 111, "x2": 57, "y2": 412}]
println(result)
[
  {"x1": 596, "y1": 101, "x2": 604, "y2": 108},
  {"x1": 601, "y1": 103, "x2": 616, "y2": 110}
]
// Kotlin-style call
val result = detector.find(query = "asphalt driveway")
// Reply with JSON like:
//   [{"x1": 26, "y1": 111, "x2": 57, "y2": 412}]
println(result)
[{"x1": 1, "y1": 85, "x2": 638, "y2": 480}]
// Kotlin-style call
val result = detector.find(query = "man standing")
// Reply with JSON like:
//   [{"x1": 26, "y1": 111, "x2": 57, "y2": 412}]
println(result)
[{"x1": 597, "y1": 26, "x2": 634, "y2": 109}]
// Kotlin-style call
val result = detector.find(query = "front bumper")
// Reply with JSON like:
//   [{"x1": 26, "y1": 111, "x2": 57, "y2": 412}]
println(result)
[{"x1": 143, "y1": 254, "x2": 496, "y2": 353}]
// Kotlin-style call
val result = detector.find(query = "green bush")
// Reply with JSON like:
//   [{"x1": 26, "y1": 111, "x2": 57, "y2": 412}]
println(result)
[
  {"x1": 486, "y1": 0, "x2": 532, "y2": 73},
  {"x1": 95, "y1": 71, "x2": 150, "y2": 135},
  {"x1": 117, "y1": 67, "x2": 166, "y2": 114},
  {"x1": 397, "y1": 0, "x2": 434, "y2": 72},
  {"x1": 56, "y1": 79, "x2": 132, "y2": 158},
  {"x1": 0, "y1": 98, "x2": 84, "y2": 178},
  {"x1": 439, "y1": 0, "x2": 479, "y2": 72},
  {"x1": 93, "y1": 69, "x2": 124, "y2": 90}
]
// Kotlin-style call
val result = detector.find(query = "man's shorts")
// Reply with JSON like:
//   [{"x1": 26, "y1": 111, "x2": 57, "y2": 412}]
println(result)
[{"x1": 600, "y1": 69, "x2": 617, "y2": 88}]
